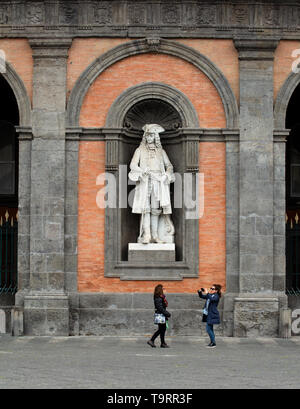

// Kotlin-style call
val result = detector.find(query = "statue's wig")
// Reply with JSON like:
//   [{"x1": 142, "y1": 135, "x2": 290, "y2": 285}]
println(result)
[{"x1": 141, "y1": 124, "x2": 164, "y2": 149}]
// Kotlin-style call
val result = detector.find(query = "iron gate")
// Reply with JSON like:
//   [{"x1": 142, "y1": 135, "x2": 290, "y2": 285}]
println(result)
[
  {"x1": 0, "y1": 210, "x2": 18, "y2": 294},
  {"x1": 286, "y1": 213, "x2": 300, "y2": 295}
]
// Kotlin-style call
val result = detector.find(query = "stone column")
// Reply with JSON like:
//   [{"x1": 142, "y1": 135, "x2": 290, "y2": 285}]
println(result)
[
  {"x1": 233, "y1": 38, "x2": 287, "y2": 337},
  {"x1": 223, "y1": 130, "x2": 240, "y2": 336},
  {"x1": 23, "y1": 38, "x2": 72, "y2": 336}
]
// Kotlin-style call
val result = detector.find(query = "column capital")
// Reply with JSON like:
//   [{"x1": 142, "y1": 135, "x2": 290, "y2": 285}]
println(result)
[
  {"x1": 29, "y1": 37, "x2": 73, "y2": 59},
  {"x1": 233, "y1": 37, "x2": 280, "y2": 61}
]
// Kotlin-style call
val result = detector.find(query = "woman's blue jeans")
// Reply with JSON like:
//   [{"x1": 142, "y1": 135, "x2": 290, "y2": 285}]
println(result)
[{"x1": 206, "y1": 323, "x2": 215, "y2": 344}]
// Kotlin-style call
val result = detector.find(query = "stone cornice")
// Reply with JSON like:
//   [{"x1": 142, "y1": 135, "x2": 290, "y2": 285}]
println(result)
[
  {"x1": 66, "y1": 127, "x2": 288, "y2": 143},
  {"x1": 0, "y1": 2, "x2": 300, "y2": 40},
  {"x1": 234, "y1": 37, "x2": 280, "y2": 60},
  {"x1": 65, "y1": 127, "x2": 241, "y2": 142},
  {"x1": 29, "y1": 37, "x2": 73, "y2": 58}
]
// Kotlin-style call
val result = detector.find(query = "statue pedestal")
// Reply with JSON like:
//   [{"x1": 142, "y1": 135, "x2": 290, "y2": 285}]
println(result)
[{"x1": 128, "y1": 243, "x2": 175, "y2": 262}]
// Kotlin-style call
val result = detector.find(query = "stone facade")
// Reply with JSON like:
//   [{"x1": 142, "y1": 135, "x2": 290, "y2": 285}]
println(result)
[{"x1": 0, "y1": 0, "x2": 298, "y2": 337}]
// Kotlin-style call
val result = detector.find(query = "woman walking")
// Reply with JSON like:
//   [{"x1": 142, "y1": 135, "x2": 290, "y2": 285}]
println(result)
[
  {"x1": 198, "y1": 284, "x2": 222, "y2": 348},
  {"x1": 147, "y1": 284, "x2": 171, "y2": 348}
]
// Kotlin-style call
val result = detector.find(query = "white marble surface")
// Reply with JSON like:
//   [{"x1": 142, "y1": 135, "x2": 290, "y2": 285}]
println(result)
[{"x1": 128, "y1": 243, "x2": 175, "y2": 251}]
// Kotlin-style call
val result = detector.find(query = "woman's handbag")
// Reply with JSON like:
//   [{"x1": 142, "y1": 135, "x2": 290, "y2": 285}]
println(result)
[{"x1": 154, "y1": 313, "x2": 166, "y2": 324}]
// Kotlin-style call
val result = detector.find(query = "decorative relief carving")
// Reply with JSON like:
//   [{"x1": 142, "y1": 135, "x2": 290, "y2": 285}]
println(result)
[
  {"x1": 60, "y1": 3, "x2": 78, "y2": 25},
  {"x1": 161, "y1": 4, "x2": 180, "y2": 25},
  {"x1": 183, "y1": 3, "x2": 196, "y2": 26},
  {"x1": 0, "y1": 5, "x2": 10, "y2": 24},
  {"x1": 94, "y1": 2, "x2": 112, "y2": 25},
  {"x1": 196, "y1": 5, "x2": 217, "y2": 25},
  {"x1": 0, "y1": 2, "x2": 299, "y2": 35},
  {"x1": 232, "y1": 4, "x2": 249, "y2": 26},
  {"x1": 286, "y1": 6, "x2": 299, "y2": 29},
  {"x1": 129, "y1": 4, "x2": 146, "y2": 25},
  {"x1": 263, "y1": 5, "x2": 279, "y2": 26},
  {"x1": 146, "y1": 36, "x2": 161, "y2": 52},
  {"x1": 26, "y1": 3, "x2": 43, "y2": 25}
]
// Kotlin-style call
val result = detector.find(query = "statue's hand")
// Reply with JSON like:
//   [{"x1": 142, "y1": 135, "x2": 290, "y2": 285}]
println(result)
[
  {"x1": 142, "y1": 168, "x2": 151, "y2": 177},
  {"x1": 161, "y1": 174, "x2": 168, "y2": 184}
]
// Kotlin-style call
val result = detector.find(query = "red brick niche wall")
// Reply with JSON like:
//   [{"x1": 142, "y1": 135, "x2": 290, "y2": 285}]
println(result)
[{"x1": 77, "y1": 52, "x2": 226, "y2": 293}]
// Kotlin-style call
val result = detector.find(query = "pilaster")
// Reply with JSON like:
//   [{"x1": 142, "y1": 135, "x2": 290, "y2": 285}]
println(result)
[
  {"x1": 235, "y1": 37, "x2": 279, "y2": 294},
  {"x1": 24, "y1": 38, "x2": 72, "y2": 336},
  {"x1": 232, "y1": 37, "x2": 289, "y2": 337}
]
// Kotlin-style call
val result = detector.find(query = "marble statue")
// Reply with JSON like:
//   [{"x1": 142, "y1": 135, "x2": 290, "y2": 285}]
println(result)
[{"x1": 129, "y1": 124, "x2": 175, "y2": 244}]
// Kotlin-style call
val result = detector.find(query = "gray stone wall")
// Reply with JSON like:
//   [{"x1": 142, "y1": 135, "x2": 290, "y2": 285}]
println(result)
[{"x1": 69, "y1": 293, "x2": 224, "y2": 337}]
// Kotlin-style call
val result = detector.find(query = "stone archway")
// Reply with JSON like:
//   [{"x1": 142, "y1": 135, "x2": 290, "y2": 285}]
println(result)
[
  {"x1": 0, "y1": 62, "x2": 32, "y2": 317},
  {"x1": 105, "y1": 82, "x2": 199, "y2": 129},
  {"x1": 66, "y1": 38, "x2": 239, "y2": 129},
  {"x1": 274, "y1": 72, "x2": 300, "y2": 130},
  {"x1": 0, "y1": 63, "x2": 31, "y2": 329},
  {"x1": 1, "y1": 62, "x2": 31, "y2": 127}
]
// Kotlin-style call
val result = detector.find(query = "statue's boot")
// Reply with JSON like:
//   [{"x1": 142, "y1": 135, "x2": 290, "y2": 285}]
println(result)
[
  {"x1": 151, "y1": 215, "x2": 164, "y2": 243},
  {"x1": 141, "y1": 213, "x2": 151, "y2": 244}
]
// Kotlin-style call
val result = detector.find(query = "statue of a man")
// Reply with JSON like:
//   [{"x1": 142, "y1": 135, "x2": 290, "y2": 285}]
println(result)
[{"x1": 129, "y1": 124, "x2": 175, "y2": 244}]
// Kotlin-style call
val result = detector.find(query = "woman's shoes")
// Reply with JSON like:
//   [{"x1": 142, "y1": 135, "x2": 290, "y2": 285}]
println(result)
[
  {"x1": 206, "y1": 342, "x2": 216, "y2": 348},
  {"x1": 147, "y1": 340, "x2": 170, "y2": 348}
]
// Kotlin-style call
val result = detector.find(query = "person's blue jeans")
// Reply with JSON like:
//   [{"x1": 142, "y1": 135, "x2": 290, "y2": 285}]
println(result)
[{"x1": 206, "y1": 323, "x2": 215, "y2": 344}]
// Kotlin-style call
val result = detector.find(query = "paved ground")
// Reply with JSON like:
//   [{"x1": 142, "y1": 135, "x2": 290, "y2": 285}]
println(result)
[{"x1": 0, "y1": 334, "x2": 300, "y2": 389}]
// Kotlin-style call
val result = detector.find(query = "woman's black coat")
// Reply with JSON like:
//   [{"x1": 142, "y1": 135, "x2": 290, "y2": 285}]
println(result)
[{"x1": 154, "y1": 296, "x2": 171, "y2": 319}]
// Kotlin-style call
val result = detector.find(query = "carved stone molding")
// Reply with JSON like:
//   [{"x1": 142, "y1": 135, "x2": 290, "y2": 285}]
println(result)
[
  {"x1": 274, "y1": 72, "x2": 300, "y2": 129},
  {"x1": 106, "y1": 82, "x2": 199, "y2": 129},
  {"x1": 233, "y1": 37, "x2": 280, "y2": 60},
  {"x1": 1, "y1": 61, "x2": 31, "y2": 127},
  {"x1": 29, "y1": 37, "x2": 73, "y2": 59},
  {"x1": 0, "y1": 2, "x2": 300, "y2": 39},
  {"x1": 67, "y1": 38, "x2": 239, "y2": 129}
]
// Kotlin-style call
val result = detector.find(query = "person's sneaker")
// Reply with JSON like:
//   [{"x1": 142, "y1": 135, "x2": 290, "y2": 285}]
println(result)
[
  {"x1": 147, "y1": 340, "x2": 156, "y2": 348},
  {"x1": 206, "y1": 343, "x2": 216, "y2": 348},
  {"x1": 160, "y1": 343, "x2": 170, "y2": 348}
]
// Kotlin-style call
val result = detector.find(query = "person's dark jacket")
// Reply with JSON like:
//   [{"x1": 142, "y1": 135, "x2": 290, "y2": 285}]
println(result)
[
  {"x1": 198, "y1": 291, "x2": 220, "y2": 325},
  {"x1": 154, "y1": 296, "x2": 171, "y2": 320}
]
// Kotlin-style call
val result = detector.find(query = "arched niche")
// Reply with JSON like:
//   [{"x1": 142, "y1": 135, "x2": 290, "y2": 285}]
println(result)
[
  {"x1": 69, "y1": 38, "x2": 237, "y2": 281},
  {"x1": 104, "y1": 83, "x2": 200, "y2": 280}
]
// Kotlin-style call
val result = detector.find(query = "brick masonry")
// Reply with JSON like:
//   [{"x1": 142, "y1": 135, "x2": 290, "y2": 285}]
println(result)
[{"x1": 76, "y1": 42, "x2": 228, "y2": 293}]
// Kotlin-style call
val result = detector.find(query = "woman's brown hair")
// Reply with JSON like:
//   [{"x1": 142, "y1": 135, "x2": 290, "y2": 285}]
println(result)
[
  {"x1": 213, "y1": 284, "x2": 222, "y2": 298},
  {"x1": 154, "y1": 284, "x2": 164, "y2": 298}
]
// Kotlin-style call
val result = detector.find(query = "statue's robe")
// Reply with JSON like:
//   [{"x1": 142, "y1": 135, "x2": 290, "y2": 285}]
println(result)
[{"x1": 129, "y1": 145, "x2": 175, "y2": 214}]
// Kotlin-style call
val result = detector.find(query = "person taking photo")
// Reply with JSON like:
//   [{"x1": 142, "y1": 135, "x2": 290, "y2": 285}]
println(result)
[{"x1": 198, "y1": 284, "x2": 222, "y2": 348}]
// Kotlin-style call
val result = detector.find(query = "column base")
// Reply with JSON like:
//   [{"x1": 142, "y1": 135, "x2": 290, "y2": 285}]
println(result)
[
  {"x1": 24, "y1": 293, "x2": 69, "y2": 336},
  {"x1": 233, "y1": 294, "x2": 284, "y2": 337}
]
